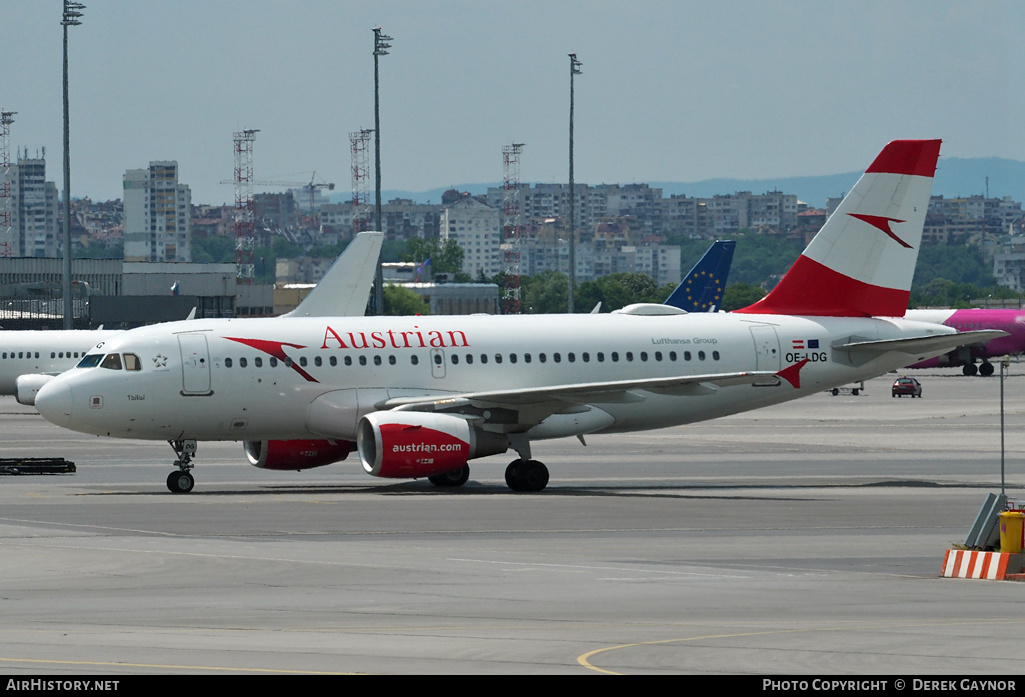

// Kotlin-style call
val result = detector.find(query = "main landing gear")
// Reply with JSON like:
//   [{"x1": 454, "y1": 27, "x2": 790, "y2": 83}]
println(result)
[
  {"x1": 428, "y1": 466, "x2": 470, "y2": 488},
  {"x1": 166, "y1": 439, "x2": 197, "y2": 494},
  {"x1": 505, "y1": 459, "x2": 549, "y2": 492},
  {"x1": 962, "y1": 361, "x2": 994, "y2": 377}
]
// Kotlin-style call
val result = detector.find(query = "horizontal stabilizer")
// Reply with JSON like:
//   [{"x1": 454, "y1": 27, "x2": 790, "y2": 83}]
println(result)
[{"x1": 834, "y1": 330, "x2": 1007, "y2": 355}]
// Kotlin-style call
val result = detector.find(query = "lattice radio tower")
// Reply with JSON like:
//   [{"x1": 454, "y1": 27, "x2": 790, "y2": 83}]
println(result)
[
  {"x1": 233, "y1": 129, "x2": 259, "y2": 283},
  {"x1": 350, "y1": 128, "x2": 373, "y2": 234},
  {"x1": 0, "y1": 109, "x2": 15, "y2": 257},
  {"x1": 501, "y1": 143, "x2": 525, "y2": 314}
]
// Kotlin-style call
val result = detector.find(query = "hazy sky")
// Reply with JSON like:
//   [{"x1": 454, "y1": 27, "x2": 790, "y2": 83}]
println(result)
[{"x1": 5, "y1": 0, "x2": 1025, "y2": 205}]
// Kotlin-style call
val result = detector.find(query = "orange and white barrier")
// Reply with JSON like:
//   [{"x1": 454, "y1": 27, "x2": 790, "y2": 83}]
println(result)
[{"x1": 941, "y1": 549, "x2": 1025, "y2": 580}]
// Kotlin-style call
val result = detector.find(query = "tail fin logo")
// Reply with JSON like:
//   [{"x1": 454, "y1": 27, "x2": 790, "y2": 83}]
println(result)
[{"x1": 847, "y1": 214, "x2": 912, "y2": 249}]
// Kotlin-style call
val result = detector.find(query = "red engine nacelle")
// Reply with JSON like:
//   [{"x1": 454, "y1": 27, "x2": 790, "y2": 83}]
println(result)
[
  {"x1": 357, "y1": 412, "x2": 508, "y2": 479},
  {"x1": 244, "y1": 439, "x2": 354, "y2": 471}
]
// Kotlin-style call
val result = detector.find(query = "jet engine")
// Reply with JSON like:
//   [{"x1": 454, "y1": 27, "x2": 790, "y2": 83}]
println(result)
[
  {"x1": 243, "y1": 439, "x2": 353, "y2": 470},
  {"x1": 16, "y1": 374, "x2": 55, "y2": 406},
  {"x1": 357, "y1": 412, "x2": 508, "y2": 479}
]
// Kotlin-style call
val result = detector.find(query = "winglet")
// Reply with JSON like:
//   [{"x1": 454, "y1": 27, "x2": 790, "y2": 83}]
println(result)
[
  {"x1": 735, "y1": 140, "x2": 941, "y2": 317},
  {"x1": 283, "y1": 231, "x2": 384, "y2": 318}
]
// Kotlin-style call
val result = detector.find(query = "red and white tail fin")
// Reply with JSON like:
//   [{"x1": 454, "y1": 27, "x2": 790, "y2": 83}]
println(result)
[{"x1": 735, "y1": 139, "x2": 941, "y2": 317}]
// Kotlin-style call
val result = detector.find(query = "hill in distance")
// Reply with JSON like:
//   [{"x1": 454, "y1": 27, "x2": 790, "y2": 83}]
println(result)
[{"x1": 351, "y1": 157, "x2": 1025, "y2": 210}]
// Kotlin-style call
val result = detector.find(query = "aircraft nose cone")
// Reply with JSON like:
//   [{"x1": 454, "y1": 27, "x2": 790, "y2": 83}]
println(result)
[{"x1": 35, "y1": 380, "x2": 72, "y2": 428}]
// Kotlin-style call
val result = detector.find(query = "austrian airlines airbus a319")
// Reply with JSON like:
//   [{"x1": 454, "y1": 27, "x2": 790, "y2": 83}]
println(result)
[{"x1": 35, "y1": 140, "x2": 1003, "y2": 493}]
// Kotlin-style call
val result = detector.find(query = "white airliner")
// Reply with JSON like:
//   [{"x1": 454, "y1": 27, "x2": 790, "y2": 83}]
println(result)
[
  {"x1": 4, "y1": 232, "x2": 383, "y2": 404},
  {"x1": 34, "y1": 140, "x2": 1002, "y2": 494}
]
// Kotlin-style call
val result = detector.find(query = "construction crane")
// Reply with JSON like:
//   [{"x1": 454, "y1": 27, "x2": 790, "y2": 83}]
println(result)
[{"x1": 221, "y1": 172, "x2": 336, "y2": 224}]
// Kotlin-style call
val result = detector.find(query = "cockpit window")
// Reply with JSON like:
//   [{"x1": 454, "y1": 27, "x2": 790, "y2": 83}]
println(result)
[
  {"x1": 77, "y1": 354, "x2": 103, "y2": 368},
  {"x1": 100, "y1": 353, "x2": 123, "y2": 370},
  {"x1": 123, "y1": 353, "x2": 142, "y2": 371}
]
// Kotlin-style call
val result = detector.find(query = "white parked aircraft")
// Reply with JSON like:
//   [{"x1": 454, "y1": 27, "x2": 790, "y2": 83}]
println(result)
[
  {"x1": 35, "y1": 141, "x2": 1002, "y2": 494},
  {"x1": 3, "y1": 232, "x2": 383, "y2": 404}
]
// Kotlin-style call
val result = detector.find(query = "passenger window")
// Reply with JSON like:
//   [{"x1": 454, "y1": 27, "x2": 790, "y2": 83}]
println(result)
[
  {"x1": 269, "y1": 357, "x2": 278, "y2": 367},
  {"x1": 655, "y1": 352, "x2": 662, "y2": 361},
  {"x1": 640, "y1": 352, "x2": 648, "y2": 361},
  {"x1": 51, "y1": 352, "x2": 56, "y2": 359},
  {"x1": 626, "y1": 352, "x2": 634, "y2": 362},
  {"x1": 597, "y1": 352, "x2": 604, "y2": 362},
  {"x1": 495, "y1": 354, "x2": 502, "y2": 364},
  {"x1": 713, "y1": 351, "x2": 720, "y2": 360},
  {"x1": 359, "y1": 356, "x2": 367, "y2": 366},
  {"x1": 374, "y1": 355, "x2": 382, "y2": 366},
  {"x1": 582, "y1": 352, "x2": 589, "y2": 362},
  {"x1": 524, "y1": 353, "x2": 532, "y2": 363},
  {"x1": 553, "y1": 353, "x2": 561, "y2": 363},
  {"x1": 240, "y1": 357, "x2": 248, "y2": 368},
  {"x1": 100, "y1": 353, "x2": 123, "y2": 370},
  {"x1": 388, "y1": 355, "x2": 396, "y2": 365},
  {"x1": 411, "y1": 355, "x2": 419, "y2": 366},
  {"x1": 510, "y1": 353, "x2": 518, "y2": 364},
  {"x1": 123, "y1": 353, "x2": 142, "y2": 371},
  {"x1": 330, "y1": 356, "x2": 337, "y2": 367},
  {"x1": 466, "y1": 354, "x2": 473, "y2": 364},
  {"x1": 300, "y1": 357, "x2": 308, "y2": 367},
  {"x1": 344, "y1": 356, "x2": 352, "y2": 366},
  {"x1": 480, "y1": 354, "x2": 488, "y2": 364},
  {"x1": 698, "y1": 351, "x2": 706, "y2": 360},
  {"x1": 670, "y1": 351, "x2": 677, "y2": 361},
  {"x1": 452, "y1": 354, "x2": 459, "y2": 365},
  {"x1": 539, "y1": 353, "x2": 547, "y2": 363},
  {"x1": 611, "y1": 352, "x2": 619, "y2": 362},
  {"x1": 255, "y1": 357, "x2": 263, "y2": 367},
  {"x1": 225, "y1": 357, "x2": 233, "y2": 368},
  {"x1": 684, "y1": 351, "x2": 691, "y2": 361},
  {"x1": 314, "y1": 356, "x2": 322, "y2": 367}
]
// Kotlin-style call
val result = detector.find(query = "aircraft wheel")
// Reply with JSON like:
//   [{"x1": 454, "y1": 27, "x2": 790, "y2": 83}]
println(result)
[
  {"x1": 516, "y1": 460, "x2": 549, "y2": 492},
  {"x1": 505, "y1": 460, "x2": 523, "y2": 491},
  {"x1": 979, "y1": 362, "x2": 994, "y2": 377},
  {"x1": 852, "y1": 389, "x2": 859, "y2": 396},
  {"x1": 963, "y1": 363, "x2": 978, "y2": 376},
  {"x1": 831, "y1": 388, "x2": 839, "y2": 396},
  {"x1": 429, "y1": 466, "x2": 469, "y2": 487},
  {"x1": 167, "y1": 470, "x2": 194, "y2": 494}
]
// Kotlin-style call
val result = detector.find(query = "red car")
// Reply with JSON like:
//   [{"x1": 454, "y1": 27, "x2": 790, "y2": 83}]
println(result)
[{"x1": 891, "y1": 376, "x2": 922, "y2": 398}]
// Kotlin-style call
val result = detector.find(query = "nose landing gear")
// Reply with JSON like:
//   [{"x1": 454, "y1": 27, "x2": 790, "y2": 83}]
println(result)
[{"x1": 166, "y1": 439, "x2": 197, "y2": 493}]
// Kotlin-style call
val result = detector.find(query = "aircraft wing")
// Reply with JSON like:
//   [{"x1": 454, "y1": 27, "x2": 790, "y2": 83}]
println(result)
[
  {"x1": 283, "y1": 231, "x2": 383, "y2": 318},
  {"x1": 378, "y1": 369, "x2": 781, "y2": 413},
  {"x1": 833, "y1": 330, "x2": 1007, "y2": 355}
]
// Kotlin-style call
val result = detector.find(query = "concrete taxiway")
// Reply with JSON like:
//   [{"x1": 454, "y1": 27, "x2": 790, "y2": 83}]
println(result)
[{"x1": 0, "y1": 370, "x2": 1022, "y2": 675}]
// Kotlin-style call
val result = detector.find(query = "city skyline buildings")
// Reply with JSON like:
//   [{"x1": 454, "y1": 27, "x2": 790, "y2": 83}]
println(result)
[{"x1": 4, "y1": 1, "x2": 1025, "y2": 208}]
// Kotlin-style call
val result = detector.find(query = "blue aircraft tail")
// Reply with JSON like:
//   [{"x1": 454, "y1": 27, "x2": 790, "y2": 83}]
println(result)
[{"x1": 664, "y1": 240, "x2": 736, "y2": 312}]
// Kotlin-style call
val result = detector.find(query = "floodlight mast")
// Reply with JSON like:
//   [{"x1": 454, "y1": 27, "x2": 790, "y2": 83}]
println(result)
[{"x1": 61, "y1": 1, "x2": 85, "y2": 329}]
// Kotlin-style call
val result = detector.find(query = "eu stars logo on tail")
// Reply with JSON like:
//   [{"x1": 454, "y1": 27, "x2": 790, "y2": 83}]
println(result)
[{"x1": 664, "y1": 240, "x2": 736, "y2": 312}]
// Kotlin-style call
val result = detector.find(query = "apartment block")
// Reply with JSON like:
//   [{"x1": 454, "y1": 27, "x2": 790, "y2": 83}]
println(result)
[
  {"x1": 123, "y1": 161, "x2": 192, "y2": 262},
  {"x1": 4, "y1": 152, "x2": 59, "y2": 257},
  {"x1": 440, "y1": 197, "x2": 502, "y2": 277}
]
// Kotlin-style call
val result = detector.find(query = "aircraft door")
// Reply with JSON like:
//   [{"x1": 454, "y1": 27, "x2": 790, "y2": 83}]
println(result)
[
  {"x1": 749, "y1": 325, "x2": 781, "y2": 372},
  {"x1": 430, "y1": 348, "x2": 446, "y2": 379},
  {"x1": 178, "y1": 334, "x2": 213, "y2": 396}
]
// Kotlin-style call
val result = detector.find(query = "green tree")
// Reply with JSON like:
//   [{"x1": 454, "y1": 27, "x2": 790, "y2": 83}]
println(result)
[
  {"x1": 721, "y1": 282, "x2": 766, "y2": 311},
  {"x1": 383, "y1": 284, "x2": 429, "y2": 316},
  {"x1": 521, "y1": 270, "x2": 568, "y2": 314},
  {"x1": 403, "y1": 238, "x2": 464, "y2": 276},
  {"x1": 576, "y1": 272, "x2": 668, "y2": 312}
]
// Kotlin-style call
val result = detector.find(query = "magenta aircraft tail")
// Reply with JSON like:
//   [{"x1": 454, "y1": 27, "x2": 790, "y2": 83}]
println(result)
[{"x1": 735, "y1": 139, "x2": 941, "y2": 317}]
